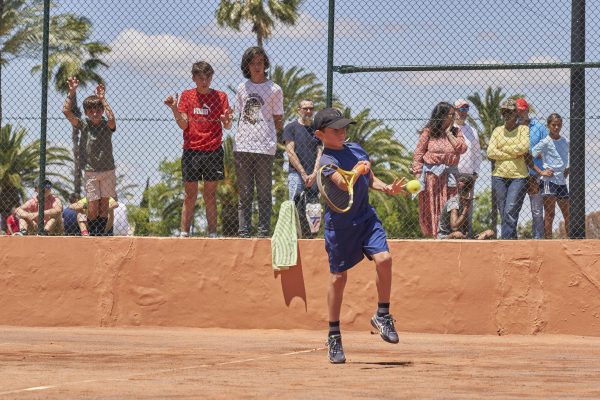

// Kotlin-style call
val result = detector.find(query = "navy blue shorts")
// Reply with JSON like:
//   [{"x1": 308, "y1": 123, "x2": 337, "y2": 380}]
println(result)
[
  {"x1": 540, "y1": 181, "x2": 569, "y2": 199},
  {"x1": 324, "y1": 217, "x2": 389, "y2": 273}
]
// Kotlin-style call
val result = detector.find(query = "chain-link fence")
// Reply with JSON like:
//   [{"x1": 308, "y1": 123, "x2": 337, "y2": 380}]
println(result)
[{"x1": 1, "y1": 0, "x2": 598, "y2": 239}]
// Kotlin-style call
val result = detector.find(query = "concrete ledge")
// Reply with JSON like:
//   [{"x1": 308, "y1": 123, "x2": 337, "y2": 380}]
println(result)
[{"x1": 1, "y1": 237, "x2": 599, "y2": 336}]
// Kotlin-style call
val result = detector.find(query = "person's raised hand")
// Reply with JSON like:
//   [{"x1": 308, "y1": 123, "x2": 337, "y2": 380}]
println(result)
[
  {"x1": 95, "y1": 84, "x2": 106, "y2": 100},
  {"x1": 67, "y1": 77, "x2": 79, "y2": 95},
  {"x1": 164, "y1": 93, "x2": 179, "y2": 109},
  {"x1": 384, "y1": 177, "x2": 408, "y2": 195}
]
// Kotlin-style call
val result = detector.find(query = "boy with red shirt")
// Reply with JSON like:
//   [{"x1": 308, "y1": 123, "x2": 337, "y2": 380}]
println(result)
[{"x1": 164, "y1": 61, "x2": 232, "y2": 237}]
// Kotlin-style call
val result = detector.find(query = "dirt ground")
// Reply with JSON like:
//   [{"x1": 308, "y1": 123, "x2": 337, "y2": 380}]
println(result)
[{"x1": 1, "y1": 326, "x2": 600, "y2": 399}]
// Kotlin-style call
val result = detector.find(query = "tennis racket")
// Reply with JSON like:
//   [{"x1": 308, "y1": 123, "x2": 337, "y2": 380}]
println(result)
[{"x1": 316, "y1": 163, "x2": 369, "y2": 213}]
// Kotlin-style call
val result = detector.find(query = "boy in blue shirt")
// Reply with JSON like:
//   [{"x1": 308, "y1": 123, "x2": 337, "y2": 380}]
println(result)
[
  {"x1": 531, "y1": 113, "x2": 569, "y2": 238},
  {"x1": 314, "y1": 108, "x2": 407, "y2": 364}
]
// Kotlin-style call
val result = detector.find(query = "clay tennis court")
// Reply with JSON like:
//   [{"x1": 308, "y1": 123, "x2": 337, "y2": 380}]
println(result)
[
  {"x1": 1, "y1": 326, "x2": 600, "y2": 398},
  {"x1": 2, "y1": 237, "x2": 600, "y2": 398}
]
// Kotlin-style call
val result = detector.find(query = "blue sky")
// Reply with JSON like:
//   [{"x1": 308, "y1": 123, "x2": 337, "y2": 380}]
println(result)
[{"x1": 3, "y1": 0, "x2": 600, "y2": 223}]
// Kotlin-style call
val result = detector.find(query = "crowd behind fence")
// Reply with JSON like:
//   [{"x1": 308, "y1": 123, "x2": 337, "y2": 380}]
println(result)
[{"x1": 1, "y1": 0, "x2": 599, "y2": 239}]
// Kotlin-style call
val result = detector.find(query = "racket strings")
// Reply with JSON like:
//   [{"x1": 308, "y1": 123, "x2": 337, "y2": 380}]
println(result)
[{"x1": 319, "y1": 166, "x2": 352, "y2": 212}]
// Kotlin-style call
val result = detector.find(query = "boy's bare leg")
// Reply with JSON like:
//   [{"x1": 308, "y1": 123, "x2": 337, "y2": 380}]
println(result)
[
  {"x1": 98, "y1": 197, "x2": 110, "y2": 219},
  {"x1": 371, "y1": 251, "x2": 399, "y2": 344},
  {"x1": 88, "y1": 199, "x2": 100, "y2": 220},
  {"x1": 181, "y1": 182, "x2": 199, "y2": 234},
  {"x1": 477, "y1": 229, "x2": 495, "y2": 240},
  {"x1": 557, "y1": 198, "x2": 570, "y2": 235},
  {"x1": 327, "y1": 271, "x2": 347, "y2": 322},
  {"x1": 543, "y1": 196, "x2": 556, "y2": 239},
  {"x1": 373, "y1": 251, "x2": 393, "y2": 303},
  {"x1": 203, "y1": 181, "x2": 218, "y2": 235}
]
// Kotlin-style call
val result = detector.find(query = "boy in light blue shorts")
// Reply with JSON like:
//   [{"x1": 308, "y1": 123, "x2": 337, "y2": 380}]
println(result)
[{"x1": 314, "y1": 108, "x2": 408, "y2": 364}]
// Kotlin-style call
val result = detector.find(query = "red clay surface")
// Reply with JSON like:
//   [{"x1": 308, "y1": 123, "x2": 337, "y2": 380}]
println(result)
[{"x1": 1, "y1": 326, "x2": 600, "y2": 399}]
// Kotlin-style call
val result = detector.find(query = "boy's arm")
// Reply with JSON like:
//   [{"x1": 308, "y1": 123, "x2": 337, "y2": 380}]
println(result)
[
  {"x1": 69, "y1": 200, "x2": 85, "y2": 212},
  {"x1": 164, "y1": 93, "x2": 188, "y2": 130},
  {"x1": 16, "y1": 201, "x2": 35, "y2": 220},
  {"x1": 43, "y1": 198, "x2": 63, "y2": 218},
  {"x1": 450, "y1": 204, "x2": 469, "y2": 232},
  {"x1": 306, "y1": 145, "x2": 324, "y2": 188},
  {"x1": 62, "y1": 76, "x2": 81, "y2": 127},
  {"x1": 370, "y1": 173, "x2": 407, "y2": 196},
  {"x1": 96, "y1": 84, "x2": 116, "y2": 130}
]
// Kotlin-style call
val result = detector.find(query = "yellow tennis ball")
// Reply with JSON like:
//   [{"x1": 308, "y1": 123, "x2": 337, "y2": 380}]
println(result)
[{"x1": 406, "y1": 179, "x2": 421, "y2": 194}]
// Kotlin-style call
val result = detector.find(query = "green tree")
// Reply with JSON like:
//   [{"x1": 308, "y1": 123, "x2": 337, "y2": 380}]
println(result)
[
  {"x1": 341, "y1": 106, "x2": 420, "y2": 238},
  {"x1": 0, "y1": 124, "x2": 71, "y2": 220},
  {"x1": 215, "y1": 0, "x2": 302, "y2": 47},
  {"x1": 271, "y1": 65, "x2": 325, "y2": 123}
]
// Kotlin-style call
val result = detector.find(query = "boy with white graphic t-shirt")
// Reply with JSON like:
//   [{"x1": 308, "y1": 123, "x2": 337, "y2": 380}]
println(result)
[{"x1": 234, "y1": 47, "x2": 284, "y2": 237}]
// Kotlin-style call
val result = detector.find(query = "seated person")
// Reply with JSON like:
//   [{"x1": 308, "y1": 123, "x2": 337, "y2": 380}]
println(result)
[
  {"x1": 437, "y1": 174, "x2": 495, "y2": 240},
  {"x1": 15, "y1": 178, "x2": 64, "y2": 235},
  {"x1": 69, "y1": 196, "x2": 119, "y2": 236},
  {"x1": 6, "y1": 207, "x2": 20, "y2": 235},
  {"x1": 63, "y1": 193, "x2": 81, "y2": 236}
]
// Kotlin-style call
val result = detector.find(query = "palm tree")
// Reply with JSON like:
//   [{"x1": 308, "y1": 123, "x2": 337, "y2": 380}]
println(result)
[
  {"x1": 1, "y1": 0, "x2": 46, "y2": 123},
  {"x1": 271, "y1": 65, "x2": 325, "y2": 123},
  {"x1": 215, "y1": 0, "x2": 302, "y2": 47},
  {"x1": 0, "y1": 124, "x2": 71, "y2": 221}
]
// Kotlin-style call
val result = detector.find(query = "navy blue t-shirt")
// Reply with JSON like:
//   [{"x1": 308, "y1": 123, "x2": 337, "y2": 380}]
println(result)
[
  {"x1": 282, "y1": 120, "x2": 321, "y2": 173},
  {"x1": 319, "y1": 143, "x2": 376, "y2": 230},
  {"x1": 62, "y1": 208, "x2": 80, "y2": 235}
]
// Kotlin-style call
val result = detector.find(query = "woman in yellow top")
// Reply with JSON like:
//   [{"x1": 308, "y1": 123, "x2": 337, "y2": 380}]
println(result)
[{"x1": 487, "y1": 99, "x2": 530, "y2": 239}]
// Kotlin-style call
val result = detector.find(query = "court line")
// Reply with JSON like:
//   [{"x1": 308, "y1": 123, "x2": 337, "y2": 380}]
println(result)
[{"x1": 0, "y1": 346, "x2": 326, "y2": 396}]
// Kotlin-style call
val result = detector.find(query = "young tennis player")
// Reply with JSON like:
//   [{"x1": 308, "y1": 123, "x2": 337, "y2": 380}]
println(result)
[{"x1": 314, "y1": 108, "x2": 407, "y2": 364}]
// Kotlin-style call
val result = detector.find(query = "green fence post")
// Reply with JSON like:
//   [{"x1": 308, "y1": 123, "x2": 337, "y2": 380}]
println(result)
[
  {"x1": 37, "y1": 0, "x2": 51, "y2": 234},
  {"x1": 569, "y1": 0, "x2": 586, "y2": 239},
  {"x1": 326, "y1": 0, "x2": 335, "y2": 107}
]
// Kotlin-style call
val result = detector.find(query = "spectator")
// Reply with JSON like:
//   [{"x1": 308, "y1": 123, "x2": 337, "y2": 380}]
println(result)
[
  {"x1": 454, "y1": 98, "x2": 481, "y2": 237},
  {"x1": 516, "y1": 98, "x2": 548, "y2": 239},
  {"x1": 164, "y1": 61, "x2": 232, "y2": 238},
  {"x1": 63, "y1": 193, "x2": 81, "y2": 236},
  {"x1": 437, "y1": 174, "x2": 495, "y2": 239},
  {"x1": 15, "y1": 179, "x2": 64, "y2": 235},
  {"x1": 63, "y1": 77, "x2": 117, "y2": 236},
  {"x1": 532, "y1": 113, "x2": 569, "y2": 238},
  {"x1": 234, "y1": 47, "x2": 284, "y2": 237},
  {"x1": 283, "y1": 99, "x2": 322, "y2": 238},
  {"x1": 69, "y1": 196, "x2": 119, "y2": 236},
  {"x1": 112, "y1": 202, "x2": 131, "y2": 236},
  {"x1": 412, "y1": 102, "x2": 467, "y2": 237},
  {"x1": 487, "y1": 99, "x2": 530, "y2": 239},
  {"x1": 6, "y1": 207, "x2": 19, "y2": 235}
]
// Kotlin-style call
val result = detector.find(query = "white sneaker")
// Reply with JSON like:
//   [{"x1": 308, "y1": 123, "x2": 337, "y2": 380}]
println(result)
[
  {"x1": 179, "y1": 232, "x2": 189, "y2": 238},
  {"x1": 207, "y1": 233, "x2": 217, "y2": 238}
]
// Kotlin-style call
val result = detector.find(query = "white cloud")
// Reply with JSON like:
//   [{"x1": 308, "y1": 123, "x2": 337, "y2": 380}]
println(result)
[
  {"x1": 196, "y1": 11, "x2": 367, "y2": 40},
  {"x1": 394, "y1": 56, "x2": 570, "y2": 87},
  {"x1": 106, "y1": 29, "x2": 231, "y2": 77}
]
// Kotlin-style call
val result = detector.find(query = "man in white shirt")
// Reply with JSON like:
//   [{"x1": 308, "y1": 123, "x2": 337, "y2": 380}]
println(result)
[{"x1": 454, "y1": 98, "x2": 482, "y2": 237}]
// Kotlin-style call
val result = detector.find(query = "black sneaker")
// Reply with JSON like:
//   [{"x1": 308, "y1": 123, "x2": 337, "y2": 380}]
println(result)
[
  {"x1": 370, "y1": 314, "x2": 400, "y2": 344},
  {"x1": 327, "y1": 334, "x2": 346, "y2": 364}
]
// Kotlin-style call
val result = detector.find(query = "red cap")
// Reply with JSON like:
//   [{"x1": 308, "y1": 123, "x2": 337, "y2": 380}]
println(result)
[{"x1": 516, "y1": 98, "x2": 529, "y2": 111}]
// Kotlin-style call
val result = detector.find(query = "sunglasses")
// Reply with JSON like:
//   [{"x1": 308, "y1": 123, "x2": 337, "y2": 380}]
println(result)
[
  {"x1": 300, "y1": 107, "x2": 314, "y2": 111},
  {"x1": 457, "y1": 107, "x2": 469, "y2": 112}
]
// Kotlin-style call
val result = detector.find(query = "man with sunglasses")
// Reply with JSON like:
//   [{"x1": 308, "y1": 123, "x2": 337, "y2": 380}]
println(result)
[
  {"x1": 283, "y1": 99, "x2": 323, "y2": 237},
  {"x1": 454, "y1": 99, "x2": 481, "y2": 237}
]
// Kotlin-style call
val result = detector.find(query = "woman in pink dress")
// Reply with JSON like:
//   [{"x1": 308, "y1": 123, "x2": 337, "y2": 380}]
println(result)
[{"x1": 412, "y1": 102, "x2": 467, "y2": 237}]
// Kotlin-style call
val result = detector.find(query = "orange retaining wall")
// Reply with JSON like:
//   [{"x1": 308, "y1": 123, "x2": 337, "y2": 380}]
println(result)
[{"x1": 1, "y1": 237, "x2": 600, "y2": 336}]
